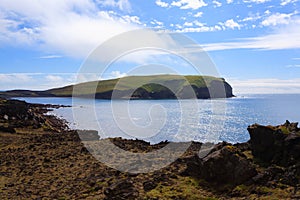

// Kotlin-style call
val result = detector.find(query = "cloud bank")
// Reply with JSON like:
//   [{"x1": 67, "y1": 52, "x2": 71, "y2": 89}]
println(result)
[{"x1": 0, "y1": 0, "x2": 140, "y2": 58}]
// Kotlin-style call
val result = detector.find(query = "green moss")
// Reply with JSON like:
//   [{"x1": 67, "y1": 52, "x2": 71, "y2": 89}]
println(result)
[
  {"x1": 279, "y1": 126, "x2": 290, "y2": 134},
  {"x1": 256, "y1": 186, "x2": 272, "y2": 195},
  {"x1": 232, "y1": 184, "x2": 250, "y2": 196},
  {"x1": 225, "y1": 145, "x2": 238, "y2": 153},
  {"x1": 145, "y1": 177, "x2": 217, "y2": 200},
  {"x1": 243, "y1": 150, "x2": 254, "y2": 160}
]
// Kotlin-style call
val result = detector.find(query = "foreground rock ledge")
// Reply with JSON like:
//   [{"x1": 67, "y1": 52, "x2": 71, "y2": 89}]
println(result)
[{"x1": 1, "y1": 98, "x2": 300, "y2": 199}]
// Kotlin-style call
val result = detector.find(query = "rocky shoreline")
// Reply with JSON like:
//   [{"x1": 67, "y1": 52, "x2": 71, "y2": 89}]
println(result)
[{"x1": 1, "y1": 97, "x2": 300, "y2": 199}]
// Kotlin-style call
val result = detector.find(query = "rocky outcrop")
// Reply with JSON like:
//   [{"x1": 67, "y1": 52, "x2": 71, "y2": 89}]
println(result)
[
  {"x1": 0, "y1": 98, "x2": 68, "y2": 132},
  {"x1": 104, "y1": 179, "x2": 138, "y2": 200},
  {"x1": 248, "y1": 120, "x2": 300, "y2": 166},
  {"x1": 178, "y1": 142, "x2": 257, "y2": 189},
  {"x1": 199, "y1": 143, "x2": 257, "y2": 186}
]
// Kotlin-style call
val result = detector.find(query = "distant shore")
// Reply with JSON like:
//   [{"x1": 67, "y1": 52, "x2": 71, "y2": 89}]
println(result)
[
  {"x1": 0, "y1": 75, "x2": 235, "y2": 100},
  {"x1": 1, "y1": 97, "x2": 300, "y2": 199}
]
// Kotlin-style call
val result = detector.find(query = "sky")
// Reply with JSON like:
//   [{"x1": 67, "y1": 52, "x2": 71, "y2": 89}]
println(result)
[{"x1": 0, "y1": 0, "x2": 299, "y2": 94}]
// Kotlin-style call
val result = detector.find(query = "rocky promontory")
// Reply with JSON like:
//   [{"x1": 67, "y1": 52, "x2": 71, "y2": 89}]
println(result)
[{"x1": 1, "y1": 98, "x2": 299, "y2": 199}]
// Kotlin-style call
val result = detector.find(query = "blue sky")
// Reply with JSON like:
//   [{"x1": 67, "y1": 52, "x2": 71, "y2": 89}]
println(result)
[{"x1": 0, "y1": 0, "x2": 299, "y2": 94}]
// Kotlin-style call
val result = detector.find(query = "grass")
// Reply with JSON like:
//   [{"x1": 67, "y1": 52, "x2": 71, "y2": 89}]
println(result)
[
  {"x1": 279, "y1": 126, "x2": 290, "y2": 134},
  {"x1": 145, "y1": 176, "x2": 217, "y2": 200},
  {"x1": 47, "y1": 74, "x2": 226, "y2": 96}
]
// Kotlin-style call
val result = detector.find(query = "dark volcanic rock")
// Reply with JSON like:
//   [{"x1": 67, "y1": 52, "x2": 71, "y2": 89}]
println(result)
[
  {"x1": 0, "y1": 125, "x2": 16, "y2": 133},
  {"x1": 104, "y1": 179, "x2": 138, "y2": 200},
  {"x1": 180, "y1": 142, "x2": 257, "y2": 187},
  {"x1": 143, "y1": 180, "x2": 158, "y2": 192},
  {"x1": 199, "y1": 143, "x2": 257, "y2": 186},
  {"x1": 248, "y1": 120, "x2": 300, "y2": 166},
  {"x1": 252, "y1": 164, "x2": 300, "y2": 187},
  {"x1": 0, "y1": 98, "x2": 67, "y2": 132},
  {"x1": 208, "y1": 79, "x2": 234, "y2": 98}
]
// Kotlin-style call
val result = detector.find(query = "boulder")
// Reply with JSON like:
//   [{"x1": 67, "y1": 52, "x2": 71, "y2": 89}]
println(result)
[
  {"x1": 248, "y1": 121, "x2": 300, "y2": 166},
  {"x1": 104, "y1": 179, "x2": 138, "y2": 200},
  {"x1": 179, "y1": 142, "x2": 256, "y2": 186},
  {"x1": 199, "y1": 144, "x2": 257, "y2": 186},
  {"x1": 0, "y1": 125, "x2": 16, "y2": 133}
]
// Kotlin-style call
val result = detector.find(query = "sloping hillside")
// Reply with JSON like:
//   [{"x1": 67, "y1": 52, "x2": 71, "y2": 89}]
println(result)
[{"x1": 0, "y1": 75, "x2": 234, "y2": 99}]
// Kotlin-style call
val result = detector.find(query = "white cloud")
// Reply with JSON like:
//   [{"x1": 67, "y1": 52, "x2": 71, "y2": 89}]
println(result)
[
  {"x1": 222, "y1": 19, "x2": 241, "y2": 30},
  {"x1": 243, "y1": 0, "x2": 270, "y2": 3},
  {"x1": 183, "y1": 22, "x2": 194, "y2": 27},
  {"x1": 150, "y1": 19, "x2": 164, "y2": 28},
  {"x1": 229, "y1": 78, "x2": 300, "y2": 94},
  {"x1": 0, "y1": 74, "x2": 33, "y2": 83},
  {"x1": 226, "y1": 0, "x2": 234, "y2": 3},
  {"x1": 200, "y1": 16, "x2": 300, "y2": 51},
  {"x1": 0, "y1": 73, "x2": 78, "y2": 90},
  {"x1": 240, "y1": 12, "x2": 262, "y2": 23},
  {"x1": 76, "y1": 73, "x2": 100, "y2": 83},
  {"x1": 46, "y1": 75, "x2": 64, "y2": 82},
  {"x1": 0, "y1": 0, "x2": 140, "y2": 58},
  {"x1": 170, "y1": 0, "x2": 208, "y2": 10},
  {"x1": 261, "y1": 12, "x2": 295, "y2": 26},
  {"x1": 264, "y1": 10, "x2": 271, "y2": 15},
  {"x1": 155, "y1": 0, "x2": 169, "y2": 8},
  {"x1": 151, "y1": 19, "x2": 163, "y2": 26},
  {"x1": 97, "y1": 0, "x2": 132, "y2": 12},
  {"x1": 202, "y1": 18, "x2": 300, "y2": 51},
  {"x1": 39, "y1": 55, "x2": 63, "y2": 59},
  {"x1": 110, "y1": 71, "x2": 127, "y2": 78},
  {"x1": 280, "y1": 0, "x2": 298, "y2": 6},
  {"x1": 176, "y1": 25, "x2": 221, "y2": 33},
  {"x1": 194, "y1": 12, "x2": 203, "y2": 17},
  {"x1": 121, "y1": 15, "x2": 142, "y2": 24},
  {"x1": 212, "y1": 0, "x2": 222, "y2": 7},
  {"x1": 241, "y1": 16, "x2": 256, "y2": 22},
  {"x1": 0, "y1": 73, "x2": 131, "y2": 90},
  {"x1": 285, "y1": 64, "x2": 300, "y2": 68},
  {"x1": 194, "y1": 20, "x2": 206, "y2": 27}
]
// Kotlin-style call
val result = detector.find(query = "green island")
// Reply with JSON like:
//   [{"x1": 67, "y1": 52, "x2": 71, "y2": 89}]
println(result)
[
  {"x1": 0, "y1": 75, "x2": 234, "y2": 99},
  {"x1": 1, "y1": 97, "x2": 300, "y2": 199}
]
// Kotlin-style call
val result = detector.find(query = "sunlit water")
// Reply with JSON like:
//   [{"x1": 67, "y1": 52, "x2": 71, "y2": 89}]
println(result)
[{"x1": 18, "y1": 94, "x2": 300, "y2": 144}]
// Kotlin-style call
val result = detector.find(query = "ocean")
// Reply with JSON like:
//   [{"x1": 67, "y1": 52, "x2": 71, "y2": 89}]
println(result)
[{"x1": 17, "y1": 94, "x2": 300, "y2": 144}]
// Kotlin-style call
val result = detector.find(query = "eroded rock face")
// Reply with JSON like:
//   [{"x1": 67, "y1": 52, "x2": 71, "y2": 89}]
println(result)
[
  {"x1": 104, "y1": 179, "x2": 138, "y2": 200},
  {"x1": 199, "y1": 143, "x2": 257, "y2": 186},
  {"x1": 179, "y1": 142, "x2": 257, "y2": 187},
  {"x1": 0, "y1": 99, "x2": 68, "y2": 132},
  {"x1": 248, "y1": 120, "x2": 300, "y2": 166}
]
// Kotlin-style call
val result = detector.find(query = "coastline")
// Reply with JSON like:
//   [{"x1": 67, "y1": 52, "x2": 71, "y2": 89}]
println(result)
[{"x1": 1, "y1": 97, "x2": 300, "y2": 199}]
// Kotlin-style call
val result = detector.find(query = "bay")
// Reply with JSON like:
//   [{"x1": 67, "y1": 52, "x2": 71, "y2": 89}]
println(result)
[{"x1": 17, "y1": 94, "x2": 300, "y2": 144}]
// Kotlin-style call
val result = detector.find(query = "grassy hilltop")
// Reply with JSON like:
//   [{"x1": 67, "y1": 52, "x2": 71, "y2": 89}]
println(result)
[{"x1": 0, "y1": 74, "x2": 234, "y2": 99}]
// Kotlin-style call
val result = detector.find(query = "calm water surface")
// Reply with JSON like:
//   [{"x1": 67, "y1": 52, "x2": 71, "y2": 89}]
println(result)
[{"x1": 18, "y1": 94, "x2": 300, "y2": 144}]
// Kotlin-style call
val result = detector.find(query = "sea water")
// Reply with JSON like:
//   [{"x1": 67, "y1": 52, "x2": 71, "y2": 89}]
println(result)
[{"x1": 17, "y1": 94, "x2": 300, "y2": 144}]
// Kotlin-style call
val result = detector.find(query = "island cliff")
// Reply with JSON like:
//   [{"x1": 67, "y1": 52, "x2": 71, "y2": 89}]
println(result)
[{"x1": 0, "y1": 75, "x2": 234, "y2": 99}]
